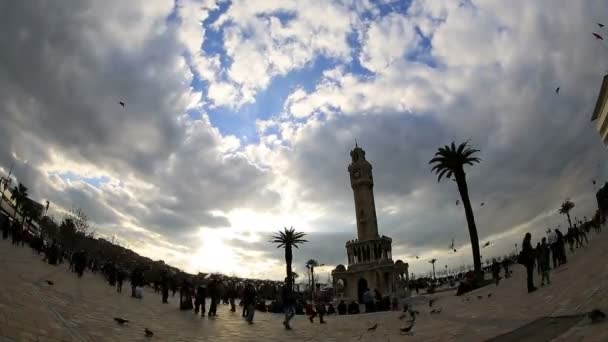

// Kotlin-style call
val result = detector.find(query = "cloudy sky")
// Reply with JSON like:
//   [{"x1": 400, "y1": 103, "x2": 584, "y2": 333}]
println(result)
[{"x1": 1, "y1": 0, "x2": 608, "y2": 280}]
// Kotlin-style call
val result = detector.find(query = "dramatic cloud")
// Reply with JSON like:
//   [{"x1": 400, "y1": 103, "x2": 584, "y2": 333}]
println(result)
[{"x1": 1, "y1": 0, "x2": 607, "y2": 279}]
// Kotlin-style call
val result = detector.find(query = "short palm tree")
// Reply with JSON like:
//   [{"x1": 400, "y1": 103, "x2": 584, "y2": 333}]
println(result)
[
  {"x1": 559, "y1": 200, "x2": 575, "y2": 229},
  {"x1": 270, "y1": 227, "x2": 307, "y2": 291},
  {"x1": 429, "y1": 258, "x2": 437, "y2": 279},
  {"x1": 10, "y1": 183, "x2": 28, "y2": 221},
  {"x1": 429, "y1": 141, "x2": 482, "y2": 278},
  {"x1": 305, "y1": 259, "x2": 319, "y2": 291}
]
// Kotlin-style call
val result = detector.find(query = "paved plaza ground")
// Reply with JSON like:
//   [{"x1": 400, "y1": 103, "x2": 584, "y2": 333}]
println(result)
[{"x1": 1, "y1": 231, "x2": 607, "y2": 342}]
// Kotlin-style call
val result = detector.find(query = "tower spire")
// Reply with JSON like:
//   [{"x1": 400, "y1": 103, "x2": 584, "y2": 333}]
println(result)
[{"x1": 355, "y1": 138, "x2": 358, "y2": 148}]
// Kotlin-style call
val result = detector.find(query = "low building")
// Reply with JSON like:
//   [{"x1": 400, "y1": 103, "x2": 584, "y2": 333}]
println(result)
[{"x1": 591, "y1": 74, "x2": 608, "y2": 145}]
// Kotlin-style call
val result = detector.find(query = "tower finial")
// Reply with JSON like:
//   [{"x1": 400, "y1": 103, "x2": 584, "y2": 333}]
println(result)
[{"x1": 355, "y1": 138, "x2": 358, "y2": 148}]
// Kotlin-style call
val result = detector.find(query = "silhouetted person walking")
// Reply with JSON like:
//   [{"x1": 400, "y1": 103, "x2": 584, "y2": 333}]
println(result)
[
  {"x1": 208, "y1": 278, "x2": 219, "y2": 317},
  {"x1": 282, "y1": 282, "x2": 295, "y2": 330},
  {"x1": 540, "y1": 237, "x2": 551, "y2": 286},
  {"x1": 555, "y1": 229, "x2": 567, "y2": 265},
  {"x1": 194, "y1": 284, "x2": 206, "y2": 316},
  {"x1": 521, "y1": 233, "x2": 537, "y2": 293},
  {"x1": 337, "y1": 300, "x2": 347, "y2": 315},
  {"x1": 242, "y1": 283, "x2": 256, "y2": 324},
  {"x1": 116, "y1": 268, "x2": 124, "y2": 293}
]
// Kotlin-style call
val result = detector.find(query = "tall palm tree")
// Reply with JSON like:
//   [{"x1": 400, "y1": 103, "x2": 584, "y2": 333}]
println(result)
[
  {"x1": 270, "y1": 227, "x2": 307, "y2": 291},
  {"x1": 10, "y1": 183, "x2": 28, "y2": 221},
  {"x1": 429, "y1": 258, "x2": 437, "y2": 279},
  {"x1": 559, "y1": 200, "x2": 575, "y2": 229},
  {"x1": 430, "y1": 141, "x2": 482, "y2": 278}
]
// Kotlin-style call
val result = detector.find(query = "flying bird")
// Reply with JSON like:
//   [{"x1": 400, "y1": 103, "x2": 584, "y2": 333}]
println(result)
[
  {"x1": 45, "y1": 280, "x2": 54, "y2": 286},
  {"x1": 415, "y1": 256, "x2": 419, "y2": 259},
  {"x1": 456, "y1": 200, "x2": 459, "y2": 206},
  {"x1": 589, "y1": 309, "x2": 606, "y2": 324},
  {"x1": 598, "y1": 23, "x2": 605, "y2": 28},
  {"x1": 555, "y1": 87, "x2": 560, "y2": 95},
  {"x1": 368, "y1": 323, "x2": 378, "y2": 331},
  {"x1": 482, "y1": 241, "x2": 491, "y2": 248},
  {"x1": 145, "y1": 328, "x2": 154, "y2": 337},
  {"x1": 119, "y1": 101, "x2": 125, "y2": 107},
  {"x1": 593, "y1": 32, "x2": 604, "y2": 40},
  {"x1": 480, "y1": 202, "x2": 485, "y2": 207},
  {"x1": 114, "y1": 317, "x2": 129, "y2": 325},
  {"x1": 453, "y1": 248, "x2": 457, "y2": 253}
]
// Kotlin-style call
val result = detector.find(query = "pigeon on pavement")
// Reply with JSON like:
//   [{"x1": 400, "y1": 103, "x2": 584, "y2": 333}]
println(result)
[
  {"x1": 400, "y1": 324, "x2": 414, "y2": 335},
  {"x1": 368, "y1": 323, "x2": 378, "y2": 331},
  {"x1": 45, "y1": 280, "x2": 54, "y2": 286},
  {"x1": 589, "y1": 309, "x2": 606, "y2": 323},
  {"x1": 145, "y1": 328, "x2": 154, "y2": 337},
  {"x1": 114, "y1": 317, "x2": 129, "y2": 325}
]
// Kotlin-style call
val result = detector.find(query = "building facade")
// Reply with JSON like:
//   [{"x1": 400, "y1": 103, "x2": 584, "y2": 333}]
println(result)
[
  {"x1": 332, "y1": 145, "x2": 408, "y2": 303},
  {"x1": 591, "y1": 74, "x2": 608, "y2": 145}
]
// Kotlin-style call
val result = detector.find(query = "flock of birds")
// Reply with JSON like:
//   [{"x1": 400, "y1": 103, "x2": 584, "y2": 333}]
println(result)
[
  {"x1": 34, "y1": 20, "x2": 608, "y2": 342},
  {"x1": 113, "y1": 317, "x2": 155, "y2": 338},
  {"x1": 43, "y1": 279, "x2": 154, "y2": 337},
  {"x1": 360, "y1": 294, "x2": 606, "y2": 338}
]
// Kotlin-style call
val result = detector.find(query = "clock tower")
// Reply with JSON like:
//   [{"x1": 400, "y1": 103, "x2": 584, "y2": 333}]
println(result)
[{"x1": 348, "y1": 144, "x2": 379, "y2": 241}]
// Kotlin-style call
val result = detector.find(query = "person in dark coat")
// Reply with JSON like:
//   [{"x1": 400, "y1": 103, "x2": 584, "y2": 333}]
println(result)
[
  {"x1": 160, "y1": 271, "x2": 170, "y2": 304},
  {"x1": 207, "y1": 279, "x2": 219, "y2": 317},
  {"x1": 337, "y1": 300, "x2": 347, "y2": 315},
  {"x1": 194, "y1": 283, "x2": 207, "y2": 316},
  {"x1": 555, "y1": 229, "x2": 567, "y2": 265},
  {"x1": 521, "y1": 233, "x2": 537, "y2": 293},
  {"x1": 242, "y1": 283, "x2": 257, "y2": 323}
]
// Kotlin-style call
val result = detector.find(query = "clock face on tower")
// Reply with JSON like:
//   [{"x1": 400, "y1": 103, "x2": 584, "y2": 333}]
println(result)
[{"x1": 353, "y1": 171, "x2": 360, "y2": 179}]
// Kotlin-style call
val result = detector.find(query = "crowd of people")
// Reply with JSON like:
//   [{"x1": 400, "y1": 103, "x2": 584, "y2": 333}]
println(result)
[
  {"x1": 519, "y1": 217, "x2": 601, "y2": 293},
  {"x1": 2, "y1": 207, "x2": 605, "y2": 331}
]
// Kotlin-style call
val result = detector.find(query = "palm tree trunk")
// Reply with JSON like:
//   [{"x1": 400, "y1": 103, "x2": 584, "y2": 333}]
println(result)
[
  {"x1": 285, "y1": 245, "x2": 293, "y2": 290},
  {"x1": 455, "y1": 170, "x2": 482, "y2": 279},
  {"x1": 566, "y1": 212, "x2": 573, "y2": 229}
]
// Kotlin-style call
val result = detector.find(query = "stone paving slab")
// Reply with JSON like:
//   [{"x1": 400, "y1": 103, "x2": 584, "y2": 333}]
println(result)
[{"x1": 1, "y1": 231, "x2": 607, "y2": 341}]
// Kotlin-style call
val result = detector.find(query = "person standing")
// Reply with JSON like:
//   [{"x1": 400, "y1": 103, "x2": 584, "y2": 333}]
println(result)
[
  {"x1": 242, "y1": 283, "x2": 257, "y2": 324},
  {"x1": 540, "y1": 237, "x2": 551, "y2": 287},
  {"x1": 116, "y1": 268, "x2": 124, "y2": 293},
  {"x1": 337, "y1": 300, "x2": 347, "y2": 315},
  {"x1": 547, "y1": 229, "x2": 558, "y2": 269},
  {"x1": 161, "y1": 270, "x2": 170, "y2": 304},
  {"x1": 521, "y1": 233, "x2": 537, "y2": 293},
  {"x1": 535, "y1": 242, "x2": 542, "y2": 276},
  {"x1": 555, "y1": 229, "x2": 567, "y2": 265},
  {"x1": 227, "y1": 281, "x2": 237, "y2": 312},
  {"x1": 208, "y1": 278, "x2": 219, "y2": 317},
  {"x1": 491, "y1": 259, "x2": 501, "y2": 286},
  {"x1": 194, "y1": 283, "x2": 207, "y2": 316}
]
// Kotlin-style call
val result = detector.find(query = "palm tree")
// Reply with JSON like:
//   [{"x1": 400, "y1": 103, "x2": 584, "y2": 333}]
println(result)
[
  {"x1": 430, "y1": 141, "x2": 482, "y2": 278},
  {"x1": 428, "y1": 258, "x2": 437, "y2": 279},
  {"x1": 10, "y1": 183, "x2": 28, "y2": 221},
  {"x1": 305, "y1": 259, "x2": 319, "y2": 288},
  {"x1": 270, "y1": 227, "x2": 307, "y2": 291},
  {"x1": 559, "y1": 200, "x2": 575, "y2": 229}
]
